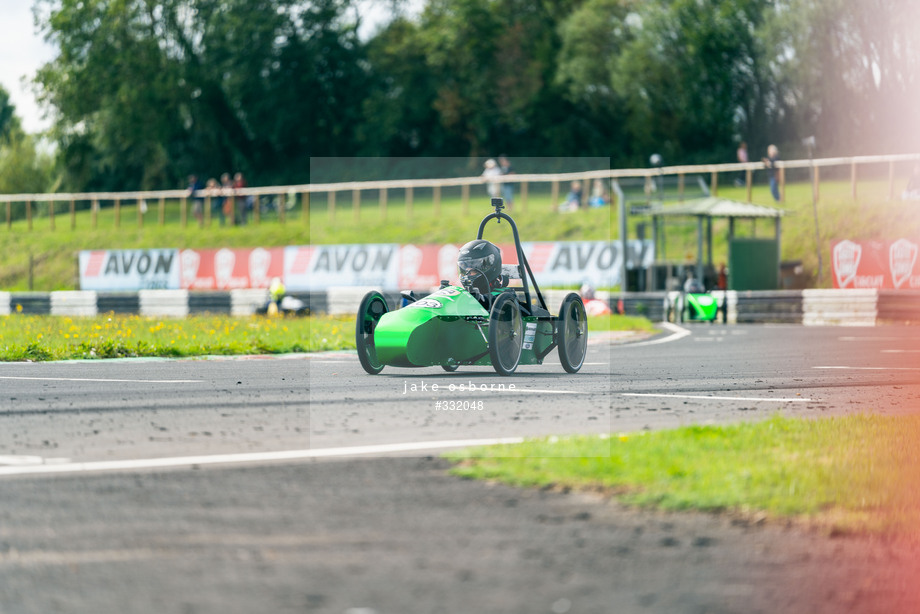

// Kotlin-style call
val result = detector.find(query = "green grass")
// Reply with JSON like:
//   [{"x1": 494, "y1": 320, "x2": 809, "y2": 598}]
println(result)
[
  {"x1": 446, "y1": 414, "x2": 920, "y2": 536},
  {"x1": 0, "y1": 313, "x2": 647, "y2": 360},
  {"x1": 0, "y1": 314, "x2": 354, "y2": 360}
]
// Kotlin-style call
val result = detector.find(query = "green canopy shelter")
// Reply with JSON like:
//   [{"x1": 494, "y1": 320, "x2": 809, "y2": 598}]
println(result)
[{"x1": 645, "y1": 197, "x2": 786, "y2": 291}]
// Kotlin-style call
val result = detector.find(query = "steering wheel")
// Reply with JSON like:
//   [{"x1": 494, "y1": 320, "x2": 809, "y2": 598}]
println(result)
[{"x1": 461, "y1": 267, "x2": 492, "y2": 305}]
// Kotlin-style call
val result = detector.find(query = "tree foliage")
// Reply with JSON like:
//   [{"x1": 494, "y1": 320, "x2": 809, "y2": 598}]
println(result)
[{"x1": 27, "y1": 0, "x2": 920, "y2": 191}]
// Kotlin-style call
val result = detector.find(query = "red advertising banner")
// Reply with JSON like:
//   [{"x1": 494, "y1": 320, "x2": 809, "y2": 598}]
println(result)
[
  {"x1": 832, "y1": 239, "x2": 920, "y2": 289},
  {"x1": 180, "y1": 247, "x2": 285, "y2": 290}
]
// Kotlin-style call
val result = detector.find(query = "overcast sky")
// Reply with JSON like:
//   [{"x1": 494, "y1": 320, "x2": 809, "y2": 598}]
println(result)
[{"x1": 0, "y1": 0, "x2": 55, "y2": 133}]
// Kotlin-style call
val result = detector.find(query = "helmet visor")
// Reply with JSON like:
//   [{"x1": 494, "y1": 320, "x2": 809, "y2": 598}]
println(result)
[{"x1": 458, "y1": 254, "x2": 496, "y2": 277}]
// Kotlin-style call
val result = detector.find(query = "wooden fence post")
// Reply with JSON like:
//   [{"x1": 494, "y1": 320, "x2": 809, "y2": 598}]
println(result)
[
  {"x1": 779, "y1": 167, "x2": 786, "y2": 202},
  {"x1": 710, "y1": 171, "x2": 718, "y2": 196},
  {"x1": 6, "y1": 201, "x2": 10, "y2": 229},
  {"x1": 158, "y1": 197, "x2": 165, "y2": 226},
  {"x1": 813, "y1": 166, "x2": 820, "y2": 203},
  {"x1": 850, "y1": 160, "x2": 858, "y2": 200},
  {"x1": 114, "y1": 198, "x2": 121, "y2": 228},
  {"x1": 70, "y1": 198, "x2": 76, "y2": 230},
  {"x1": 745, "y1": 169, "x2": 753, "y2": 203},
  {"x1": 520, "y1": 181, "x2": 528, "y2": 212},
  {"x1": 26, "y1": 200, "x2": 32, "y2": 231},
  {"x1": 434, "y1": 185, "x2": 441, "y2": 216},
  {"x1": 461, "y1": 184, "x2": 469, "y2": 216},
  {"x1": 91, "y1": 199, "x2": 98, "y2": 229},
  {"x1": 302, "y1": 191, "x2": 309, "y2": 226},
  {"x1": 353, "y1": 189, "x2": 361, "y2": 220},
  {"x1": 379, "y1": 188, "x2": 387, "y2": 220},
  {"x1": 49, "y1": 199, "x2": 55, "y2": 230},
  {"x1": 328, "y1": 191, "x2": 335, "y2": 222},
  {"x1": 889, "y1": 161, "x2": 896, "y2": 200},
  {"x1": 254, "y1": 194, "x2": 261, "y2": 225},
  {"x1": 678, "y1": 173, "x2": 685, "y2": 201},
  {"x1": 550, "y1": 181, "x2": 559, "y2": 211},
  {"x1": 406, "y1": 187, "x2": 413, "y2": 217}
]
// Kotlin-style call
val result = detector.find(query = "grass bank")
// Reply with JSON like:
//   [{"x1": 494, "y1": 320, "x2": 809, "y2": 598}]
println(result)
[
  {"x1": 0, "y1": 313, "x2": 652, "y2": 361},
  {"x1": 2, "y1": 178, "x2": 916, "y2": 290},
  {"x1": 447, "y1": 414, "x2": 920, "y2": 537}
]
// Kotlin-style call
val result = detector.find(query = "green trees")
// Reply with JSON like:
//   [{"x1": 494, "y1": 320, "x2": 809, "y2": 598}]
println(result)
[
  {"x1": 35, "y1": 0, "x2": 368, "y2": 190},
  {"x1": 0, "y1": 86, "x2": 55, "y2": 195},
  {"x1": 23, "y1": 0, "x2": 919, "y2": 192}
]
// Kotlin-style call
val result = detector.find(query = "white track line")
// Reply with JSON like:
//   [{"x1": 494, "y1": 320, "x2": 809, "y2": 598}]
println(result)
[
  {"x1": 623, "y1": 393, "x2": 812, "y2": 402},
  {"x1": 620, "y1": 322, "x2": 690, "y2": 347},
  {"x1": 0, "y1": 376, "x2": 202, "y2": 384},
  {"x1": 0, "y1": 437, "x2": 527, "y2": 478},
  {"x1": 814, "y1": 366, "x2": 920, "y2": 371}
]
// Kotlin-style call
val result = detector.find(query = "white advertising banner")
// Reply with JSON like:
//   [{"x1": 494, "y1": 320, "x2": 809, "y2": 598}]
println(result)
[
  {"x1": 283, "y1": 244, "x2": 401, "y2": 291},
  {"x1": 80, "y1": 241, "x2": 654, "y2": 291},
  {"x1": 79, "y1": 249, "x2": 181, "y2": 291}
]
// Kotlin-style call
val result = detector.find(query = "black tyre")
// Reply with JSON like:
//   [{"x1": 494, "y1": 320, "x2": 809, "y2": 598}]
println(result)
[
  {"x1": 355, "y1": 291, "x2": 389, "y2": 374},
  {"x1": 557, "y1": 293, "x2": 588, "y2": 373},
  {"x1": 677, "y1": 293, "x2": 686, "y2": 323},
  {"x1": 442, "y1": 363, "x2": 459, "y2": 372},
  {"x1": 489, "y1": 292, "x2": 523, "y2": 376}
]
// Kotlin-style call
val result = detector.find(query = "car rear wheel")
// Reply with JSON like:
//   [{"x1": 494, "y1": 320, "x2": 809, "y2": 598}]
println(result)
[
  {"x1": 557, "y1": 293, "x2": 588, "y2": 373},
  {"x1": 356, "y1": 291, "x2": 388, "y2": 374},
  {"x1": 489, "y1": 292, "x2": 523, "y2": 376}
]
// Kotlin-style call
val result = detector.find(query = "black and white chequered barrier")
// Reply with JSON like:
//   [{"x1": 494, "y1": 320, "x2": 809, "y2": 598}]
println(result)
[{"x1": 0, "y1": 289, "x2": 918, "y2": 324}]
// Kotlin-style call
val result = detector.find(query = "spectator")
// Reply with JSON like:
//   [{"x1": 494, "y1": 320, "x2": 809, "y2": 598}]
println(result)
[
  {"x1": 498, "y1": 155, "x2": 514, "y2": 210},
  {"x1": 762, "y1": 144, "x2": 781, "y2": 202},
  {"x1": 589, "y1": 179, "x2": 609, "y2": 207},
  {"x1": 233, "y1": 172, "x2": 252, "y2": 224},
  {"x1": 558, "y1": 180, "x2": 583, "y2": 212},
  {"x1": 205, "y1": 177, "x2": 221, "y2": 225},
  {"x1": 187, "y1": 174, "x2": 204, "y2": 225},
  {"x1": 735, "y1": 141, "x2": 748, "y2": 186},
  {"x1": 482, "y1": 158, "x2": 502, "y2": 200},
  {"x1": 220, "y1": 172, "x2": 234, "y2": 225}
]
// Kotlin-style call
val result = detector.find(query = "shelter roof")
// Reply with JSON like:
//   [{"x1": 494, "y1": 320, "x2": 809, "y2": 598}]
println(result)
[{"x1": 646, "y1": 197, "x2": 785, "y2": 218}]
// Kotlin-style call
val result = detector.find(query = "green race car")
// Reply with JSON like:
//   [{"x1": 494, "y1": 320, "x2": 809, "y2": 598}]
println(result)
[
  {"x1": 355, "y1": 198, "x2": 588, "y2": 376},
  {"x1": 664, "y1": 278, "x2": 727, "y2": 323}
]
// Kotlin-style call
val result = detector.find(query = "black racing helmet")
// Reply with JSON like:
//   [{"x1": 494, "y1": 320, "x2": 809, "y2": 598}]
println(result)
[{"x1": 458, "y1": 239, "x2": 502, "y2": 291}]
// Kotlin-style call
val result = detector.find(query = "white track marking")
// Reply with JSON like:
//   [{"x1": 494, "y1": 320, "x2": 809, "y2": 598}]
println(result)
[
  {"x1": 0, "y1": 376, "x2": 202, "y2": 384},
  {"x1": 0, "y1": 455, "x2": 70, "y2": 466},
  {"x1": 838, "y1": 336, "x2": 915, "y2": 342},
  {"x1": 623, "y1": 393, "x2": 811, "y2": 402},
  {"x1": 0, "y1": 437, "x2": 528, "y2": 477},
  {"x1": 621, "y1": 322, "x2": 690, "y2": 347},
  {"x1": 814, "y1": 366, "x2": 920, "y2": 371},
  {"x1": 881, "y1": 349, "x2": 920, "y2": 353}
]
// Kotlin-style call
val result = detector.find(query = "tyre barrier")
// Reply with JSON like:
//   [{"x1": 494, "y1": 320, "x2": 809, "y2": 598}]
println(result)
[{"x1": 0, "y1": 289, "x2": 918, "y2": 325}]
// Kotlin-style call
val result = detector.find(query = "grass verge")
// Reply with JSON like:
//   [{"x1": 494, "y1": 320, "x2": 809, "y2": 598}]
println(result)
[
  {"x1": 446, "y1": 414, "x2": 920, "y2": 537},
  {"x1": 0, "y1": 313, "x2": 651, "y2": 361}
]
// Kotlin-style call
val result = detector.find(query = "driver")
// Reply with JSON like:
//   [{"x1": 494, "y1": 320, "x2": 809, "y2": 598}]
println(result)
[
  {"x1": 683, "y1": 272, "x2": 705, "y2": 294},
  {"x1": 458, "y1": 239, "x2": 503, "y2": 306}
]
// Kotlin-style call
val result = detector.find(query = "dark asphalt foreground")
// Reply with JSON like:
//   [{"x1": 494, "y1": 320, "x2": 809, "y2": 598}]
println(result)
[
  {"x1": 2, "y1": 324, "x2": 920, "y2": 613},
  {"x1": 2, "y1": 458, "x2": 919, "y2": 614}
]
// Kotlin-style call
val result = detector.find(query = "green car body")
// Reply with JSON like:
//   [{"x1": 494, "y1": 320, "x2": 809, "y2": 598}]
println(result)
[{"x1": 374, "y1": 285, "x2": 555, "y2": 368}]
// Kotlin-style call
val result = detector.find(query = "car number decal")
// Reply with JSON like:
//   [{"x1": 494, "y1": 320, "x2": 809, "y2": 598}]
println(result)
[{"x1": 408, "y1": 298, "x2": 442, "y2": 309}]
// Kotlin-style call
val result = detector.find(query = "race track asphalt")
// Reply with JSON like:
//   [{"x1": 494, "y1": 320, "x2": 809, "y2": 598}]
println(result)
[{"x1": 1, "y1": 324, "x2": 919, "y2": 613}]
